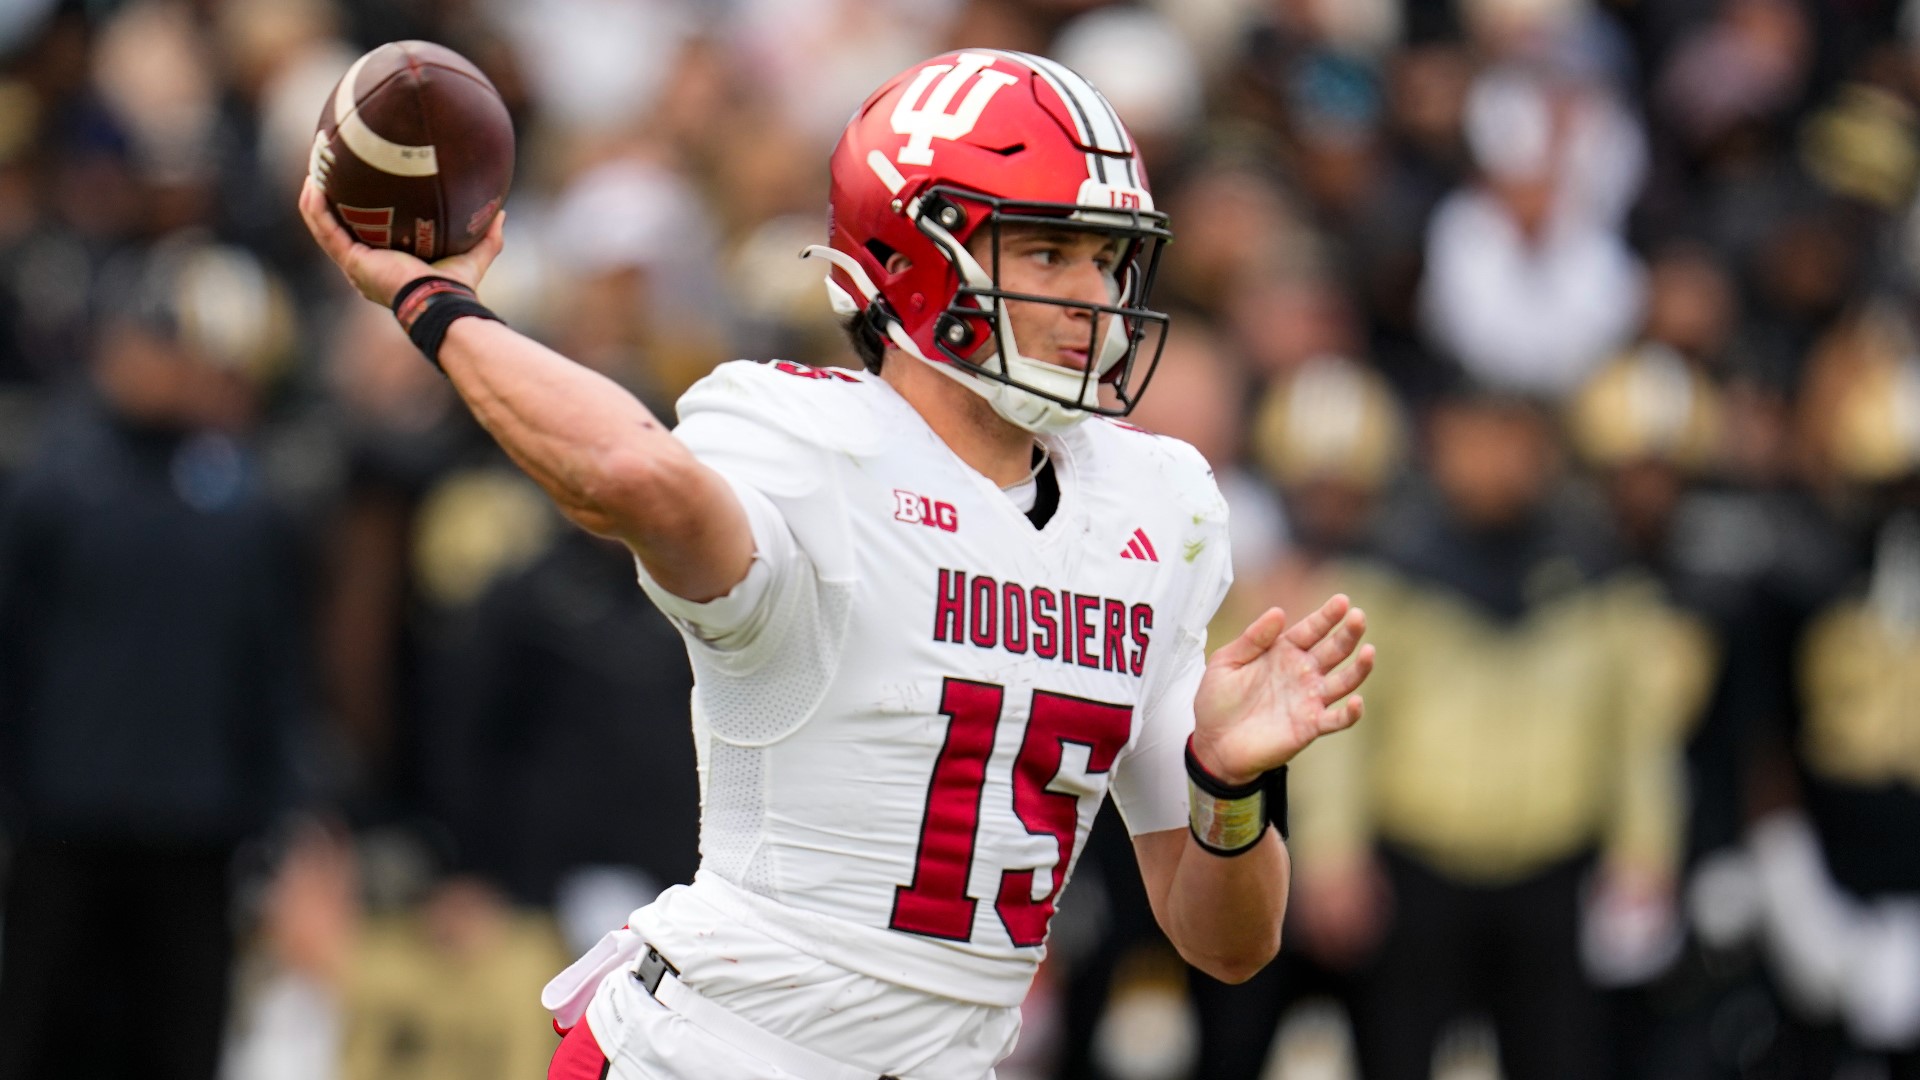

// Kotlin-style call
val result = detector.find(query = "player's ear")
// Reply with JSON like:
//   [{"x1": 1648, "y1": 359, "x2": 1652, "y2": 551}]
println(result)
[{"x1": 886, "y1": 252, "x2": 912, "y2": 275}]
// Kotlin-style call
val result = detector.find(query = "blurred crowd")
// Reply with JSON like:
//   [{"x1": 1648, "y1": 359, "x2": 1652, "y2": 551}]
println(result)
[{"x1": 0, "y1": 0, "x2": 1917, "y2": 1078}]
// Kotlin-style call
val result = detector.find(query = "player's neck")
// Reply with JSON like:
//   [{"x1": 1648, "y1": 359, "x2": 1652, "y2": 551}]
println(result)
[{"x1": 882, "y1": 352, "x2": 1037, "y2": 487}]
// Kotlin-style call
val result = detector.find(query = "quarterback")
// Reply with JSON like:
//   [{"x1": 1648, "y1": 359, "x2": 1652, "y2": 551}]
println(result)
[{"x1": 299, "y1": 49, "x2": 1372, "y2": 1080}]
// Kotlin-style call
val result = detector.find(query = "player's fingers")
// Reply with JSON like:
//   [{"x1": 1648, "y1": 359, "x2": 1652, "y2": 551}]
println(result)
[
  {"x1": 1307, "y1": 607, "x2": 1367, "y2": 672},
  {"x1": 299, "y1": 179, "x2": 356, "y2": 264},
  {"x1": 472, "y1": 210, "x2": 507, "y2": 273},
  {"x1": 1210, "y1": 607, "x2": 1287, "y2": 668},
  {"x1": 1318, "y1": 695, "x2": 1364, "y2": 734},
  {"x1": 297, "y1": 178, "x2": 334, "y2": 241},
  {"x1": 1281, "y1": 594, "x2": 1350, "y2": 651},
  {"x1": 1319, "y1": 644, "x2": 1375, "y2": 702},
  {"x1": 438, "y1": 210, "x2": 506, "y2": 289},
  {"x1": 296, "y1": 175, "x2": 320, "y2": 220}
]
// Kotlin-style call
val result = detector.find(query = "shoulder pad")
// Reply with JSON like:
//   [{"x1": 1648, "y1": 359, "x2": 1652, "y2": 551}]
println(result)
[
  {"x1": 674, "y1": 360, "x2": 887, "y2": 456},
  {"x1": 1086, "y1": 418, "x2": 1229, "y2": 524}
]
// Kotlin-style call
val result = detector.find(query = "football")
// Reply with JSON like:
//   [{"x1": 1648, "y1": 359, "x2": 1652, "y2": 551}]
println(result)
[{"x1": 310, "y1": 41, "x2": 513, "y2": 262}]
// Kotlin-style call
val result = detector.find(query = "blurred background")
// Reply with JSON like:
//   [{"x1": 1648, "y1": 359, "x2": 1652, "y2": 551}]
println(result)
[{"x1": 0, "y1": 0, "x2": 1917, "y2": 1078}]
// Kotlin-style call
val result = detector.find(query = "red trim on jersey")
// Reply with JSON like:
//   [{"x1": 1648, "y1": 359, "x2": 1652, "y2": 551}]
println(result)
[{"x1": 548, "y1": 1015, "x2": 610, "y2": 1079}]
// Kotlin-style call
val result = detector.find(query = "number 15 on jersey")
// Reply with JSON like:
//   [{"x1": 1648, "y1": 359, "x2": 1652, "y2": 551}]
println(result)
[{"x1": 891, "y1": 677, "x2": 1134, "y2": 947}]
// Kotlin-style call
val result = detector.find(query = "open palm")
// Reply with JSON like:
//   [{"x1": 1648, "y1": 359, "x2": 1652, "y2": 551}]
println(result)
[{"x1": 1190, "y1": 595, "x2": 1373, "y2": 785}]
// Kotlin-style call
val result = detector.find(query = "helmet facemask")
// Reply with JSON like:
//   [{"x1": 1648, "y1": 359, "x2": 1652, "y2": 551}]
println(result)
[{"x1": 912, "y1": 187, "x2": 1171, "y2": 433}]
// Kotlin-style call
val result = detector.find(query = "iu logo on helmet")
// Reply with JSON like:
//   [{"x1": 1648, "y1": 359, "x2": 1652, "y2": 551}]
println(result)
[{"x1": 891, "y1": 53, "x2": 1019, "y2": 166}]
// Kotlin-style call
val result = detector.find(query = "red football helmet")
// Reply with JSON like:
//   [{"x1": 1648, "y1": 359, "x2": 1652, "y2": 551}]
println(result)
[{"x1": 802, "y1": 49, "x2": 1171, "y2": 434}]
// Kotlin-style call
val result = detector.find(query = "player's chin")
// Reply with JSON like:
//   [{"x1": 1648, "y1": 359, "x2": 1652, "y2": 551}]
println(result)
[{"x1": 1041, "y1": 348, "x2": 1091, "y2": 373}]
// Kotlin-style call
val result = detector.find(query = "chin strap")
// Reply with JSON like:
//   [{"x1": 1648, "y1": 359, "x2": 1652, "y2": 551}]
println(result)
[{"x1": 799, "y1": 241, "x2": 1093, "y2": 435}]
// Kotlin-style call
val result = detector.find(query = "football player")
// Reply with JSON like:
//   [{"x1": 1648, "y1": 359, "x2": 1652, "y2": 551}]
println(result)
[{"x1": 299, "y1": 49, "x2": 1373, "y2": 1080}]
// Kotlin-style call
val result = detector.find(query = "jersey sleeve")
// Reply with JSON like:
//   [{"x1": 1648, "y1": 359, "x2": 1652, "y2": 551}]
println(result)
[
  {"x1": 1107, "y1": 624, "x2": 1207, "y2": 835},
  {"x1": 665, "y1": 361, "x2": 859, "y2": 583},
  {"x1": 633, "y1": 472, "x2": 800, "y2": 650},
  {"x1": 633, "y1": 361, "x2": 861, "y2": 746},
  {"x1": 1106, "y1": 443, "x2": 1235, "y2": 836}
]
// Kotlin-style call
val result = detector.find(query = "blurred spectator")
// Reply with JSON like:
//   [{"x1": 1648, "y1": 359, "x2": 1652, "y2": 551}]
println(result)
[
  {"x1": 1638, "y1": 244, "x2": 1741, "y2": 374},
  {"x1": 1655, "y1": 0, "x2": 1811, "y2": 164},
  {"x1": 0, "y1": 237, "x2": 308, "y2": 1080},
  {"x1": 421, "y1": 520, "x2": 700, "y2": 949},
  {"x1": 91, "y1": 2, "x2": 221, "y2": 201},
  {"x1": 1568, "y1": 346, "x2": 1725, "y2": 560},
  {"x1": 485, "y1": 0, "x2": 696, "y2": 141},
  {"x1": 1737, "y1": 334, "x2": 1920, "y2": 1079},
  {"x1": 225, "y1": 822, "x2": 571, "y2": 1080},
  {"x1": 1353, "y1": 41, "x2": 1476, "y2": 402},
  {"x1": 1052, "y1": 6, "x2": 1203, "y2": 168},
  {"x1": 1159, "y1": 155, "x2": 1315, "y2": 318},
  {"x1": 224, "y1": 0, "x2": 358, "y2": 197},
  {"x1": 542, "y1": 154, "x2": 729, "y2": 401},
  {"x1": 729, "y1": 0, "x2": 958, "y2": 143},
  {"x1": 335, "y1": 875, "x2": 569, "y2": 1080},
  {"x1": 1228, "y1": 267, "x2": 1363, "y2": 382},
  {"x1": 1289, "y1": 381, "x2": 1706, "y2": 1080},
  {"x1": 1247, "y1": 352, "x2": 1404, "y2": 606},
  {"x1": 1420, "y1": 64, "x2": 1648, "y2": 398},
  {"x1": 1185, "y1": 353, "x2": 1407, "y2": 1080},
  {"x1": 727, "y1": 211, "x2": 860, "y2": 367},
  {"x1": 1564, "y1": 347, "x2": 1767, "y2": 1077},
  {"x1": 1740, "y1": 193, "x2": 1873, "y2": 396},
  {"x1": 311, "y1": 302, "x2": 475, "y2": 811}
]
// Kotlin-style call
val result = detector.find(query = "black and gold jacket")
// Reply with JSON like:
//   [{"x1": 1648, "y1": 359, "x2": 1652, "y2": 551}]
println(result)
[{"x1": 1291, "y1": 493, "x2": 1715, "y2": 886}]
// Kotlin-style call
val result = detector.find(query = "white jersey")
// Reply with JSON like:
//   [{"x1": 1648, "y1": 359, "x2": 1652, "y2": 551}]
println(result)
[{"x1": 569, "y1": 359, "x2": 1232, "y2": 1078}]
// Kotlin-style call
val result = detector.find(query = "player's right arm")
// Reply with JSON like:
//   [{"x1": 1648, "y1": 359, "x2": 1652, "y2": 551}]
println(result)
[{"x1": 298, "y1": 179, "x2": 752, "y2": 603}]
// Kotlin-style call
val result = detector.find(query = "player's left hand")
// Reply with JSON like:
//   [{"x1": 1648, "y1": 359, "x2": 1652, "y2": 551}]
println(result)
[{"x1": 1190, "y1": 594, "x2": 1373, "y2": 785}]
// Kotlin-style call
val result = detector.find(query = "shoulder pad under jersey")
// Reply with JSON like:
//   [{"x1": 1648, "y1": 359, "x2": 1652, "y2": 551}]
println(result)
[
  {"x1": 1085, "y1": 417, "x2": 1231, "y2": 527},
  {"x1": 674, "y1": 359, "x2": 890, "y2": 459}
]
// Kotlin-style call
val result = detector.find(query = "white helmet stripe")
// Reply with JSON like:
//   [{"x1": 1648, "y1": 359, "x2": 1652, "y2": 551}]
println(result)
[
  {"x1": 1021, "y1": 53, "x2": 1113, "y2": 179},
  {"x1": 1015, "y1": 51, "x2": 1132, "y2": 154},
  {"x1": 981, "y1": 50, "x2": 1088, "y2": 146},
  {"x1": 1009, "y1": 53, "x2": 1106, "y2": 181}
]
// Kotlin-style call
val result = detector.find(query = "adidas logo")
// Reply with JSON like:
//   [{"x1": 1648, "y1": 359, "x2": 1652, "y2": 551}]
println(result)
[{"x1": 1119, "y1": 528, "x2": 1158, "y2": 562}]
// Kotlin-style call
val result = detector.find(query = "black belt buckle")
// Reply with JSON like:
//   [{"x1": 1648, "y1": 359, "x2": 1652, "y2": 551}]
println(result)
[
  {"x1": 637, "y1": 944, "x2": 901, "y2": 1080},
  {"x1": 635, "y1": 946, "x2": 678, "y2": 996}
]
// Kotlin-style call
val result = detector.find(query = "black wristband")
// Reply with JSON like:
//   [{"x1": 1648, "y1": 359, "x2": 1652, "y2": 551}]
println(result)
[
  {"x1": 1185, "y1": 740, "x2": 1266, "y2": 799},
  {"x1": 1185, "y1": 738, "x2": 1289, "y2": 856},
  {"x1": 392, "y1": 275, "x2": 502, "y2": 370},
  {"x1": 1268, "y1": 763, "x2": 1289, "y2": 841}
]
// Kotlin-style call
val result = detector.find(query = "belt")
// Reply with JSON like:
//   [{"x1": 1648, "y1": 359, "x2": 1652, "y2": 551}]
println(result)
[{"x1": 634, "y1": 947, "x2": 901, "y2": 1080}]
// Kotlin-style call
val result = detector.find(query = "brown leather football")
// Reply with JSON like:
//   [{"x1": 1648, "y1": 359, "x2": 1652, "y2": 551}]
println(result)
[{"x1": 310, "y1": 41, "x2": 513, "y2": 261}]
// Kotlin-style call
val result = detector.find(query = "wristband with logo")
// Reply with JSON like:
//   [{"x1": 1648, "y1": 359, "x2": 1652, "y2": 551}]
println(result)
[
  {"x1": 391, "y1": 275, "x2": 502, "y2": 370},
  {"x1": 1186, "y1": 736, "x2": 1288, "y2": 856}
]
